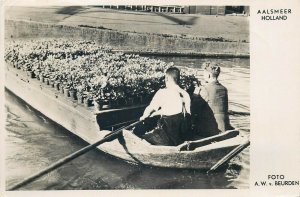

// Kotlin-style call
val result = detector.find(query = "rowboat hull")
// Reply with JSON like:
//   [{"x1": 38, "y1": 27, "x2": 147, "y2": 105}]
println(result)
[
  {"x1": 5, "y1": 65, "x2": 246, "y2": 169},
  {"x1": 97, "y1": 130, "x2": 244, "y2": 169}
]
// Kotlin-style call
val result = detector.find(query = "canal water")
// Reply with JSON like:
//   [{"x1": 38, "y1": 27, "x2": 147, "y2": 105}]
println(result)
[{"x1": 5, "y1": 57, "x2": 250, "y2": 190}]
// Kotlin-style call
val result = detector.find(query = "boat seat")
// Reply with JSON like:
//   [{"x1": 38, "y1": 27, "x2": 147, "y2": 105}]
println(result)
[{"x1": 178, "y1": 130, "x2": 239, "y2": 151}]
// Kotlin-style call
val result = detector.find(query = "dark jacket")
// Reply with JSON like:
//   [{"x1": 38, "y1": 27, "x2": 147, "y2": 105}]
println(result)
[{"x1": 192, "y1": 81, "x2": 232, "y2": 137}]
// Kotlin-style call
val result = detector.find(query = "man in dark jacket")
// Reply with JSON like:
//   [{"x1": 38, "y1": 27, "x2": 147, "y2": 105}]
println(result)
[{"x1": 192, "y1": 62, "x2": 233, "y2": 137}]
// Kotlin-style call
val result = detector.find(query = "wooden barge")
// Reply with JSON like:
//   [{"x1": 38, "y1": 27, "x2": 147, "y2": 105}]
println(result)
[{"x1": 5, "y1": 64, "x2": 247, "y2": 169}]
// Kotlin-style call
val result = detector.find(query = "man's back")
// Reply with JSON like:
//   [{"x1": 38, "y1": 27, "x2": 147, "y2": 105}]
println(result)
[
  {"x1": 150, "y1": 86, "x2": 191, "y2": 116},
  {"x1": 201, "y1": 81, "x2": 231, "y2": 132},
  {"x1": 140, "y1": 83, "x2": 191, "y2": 146},
  {"x1": 204, "y1": 81, "x2": 228, "y2": 114}
]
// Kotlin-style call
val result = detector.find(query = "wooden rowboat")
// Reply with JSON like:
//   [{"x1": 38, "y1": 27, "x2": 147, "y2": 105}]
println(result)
[
  {"x1": 97, "y1": 129, "x2": 245, "y2": 169},
  {"x1": 5, "y1": 64, "x2": 247, "y2": 169}
]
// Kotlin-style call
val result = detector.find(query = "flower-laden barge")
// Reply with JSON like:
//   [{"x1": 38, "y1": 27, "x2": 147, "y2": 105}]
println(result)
[
  {"x1": 5, "y1": 39, "x2": 246, "y2": 169},
  {"x1": 5, "y1": 39, "x2": 198, "y2": 109}
]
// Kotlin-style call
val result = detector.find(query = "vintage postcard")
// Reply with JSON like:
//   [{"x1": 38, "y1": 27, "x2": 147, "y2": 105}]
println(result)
[{"x1": 0, "y1": 0, "x2": 299, "y2": 196}]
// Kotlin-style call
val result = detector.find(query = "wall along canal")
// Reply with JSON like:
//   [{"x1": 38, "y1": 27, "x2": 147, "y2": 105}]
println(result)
[{"x1": 5, "y1": 57, "x2": 250, "y2": 189}]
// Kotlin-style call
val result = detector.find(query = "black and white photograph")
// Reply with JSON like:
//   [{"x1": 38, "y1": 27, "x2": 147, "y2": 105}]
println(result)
[
  {"x1": 0, "y1": 1, "x2": 297, "y2": 196},
  {"x1": 2, "y1": 4, "x2": 251, "y2": 191}
]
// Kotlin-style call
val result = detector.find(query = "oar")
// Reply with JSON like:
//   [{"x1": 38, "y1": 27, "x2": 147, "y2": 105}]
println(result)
[
  {"x1": 8, "y1": 120, "x2": 143, "y2": 191},
  {"x1": 207, "y1": 140, "x2": 250, "y2": 174},
  {"x1": 228, "y1": 110, "x2": 250, "y2": 116},
  {"x1": 229, "y1": 101, "x2": 250, "y2": 112}
]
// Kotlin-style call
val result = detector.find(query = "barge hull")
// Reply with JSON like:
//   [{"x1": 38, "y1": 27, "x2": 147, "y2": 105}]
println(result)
[
  {"x1": 5, "y1": 66, "x2": 145, "y2": 145},
  {"x1": 5, "y1": 66, "x2": 245, "y2": 169}
]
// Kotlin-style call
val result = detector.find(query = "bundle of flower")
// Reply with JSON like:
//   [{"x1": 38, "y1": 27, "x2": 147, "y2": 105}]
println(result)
[{"x1": 5, "y1": 39, "x2": 198, "y2": 108}]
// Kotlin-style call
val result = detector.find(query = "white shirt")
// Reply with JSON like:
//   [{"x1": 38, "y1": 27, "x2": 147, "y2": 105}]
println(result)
[{"x1": 145, "y1": 85, "x2": 191, "y2": 117}]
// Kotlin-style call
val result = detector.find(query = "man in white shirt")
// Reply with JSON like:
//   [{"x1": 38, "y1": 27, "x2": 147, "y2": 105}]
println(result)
[{"x1": 140, "y1": 67, "x2": 191, "y2": 146}]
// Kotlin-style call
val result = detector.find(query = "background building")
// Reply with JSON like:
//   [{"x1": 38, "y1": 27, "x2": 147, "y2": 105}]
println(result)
[
  {"x1": 184, "y1": 6, "x2": 250, "y2": 15},
  {"x1": 97, "y1": 5, "x2": 250, "y2": 16},
  {"x1": 98, "y1": 5, "x2": 184, "y2": 13}
]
